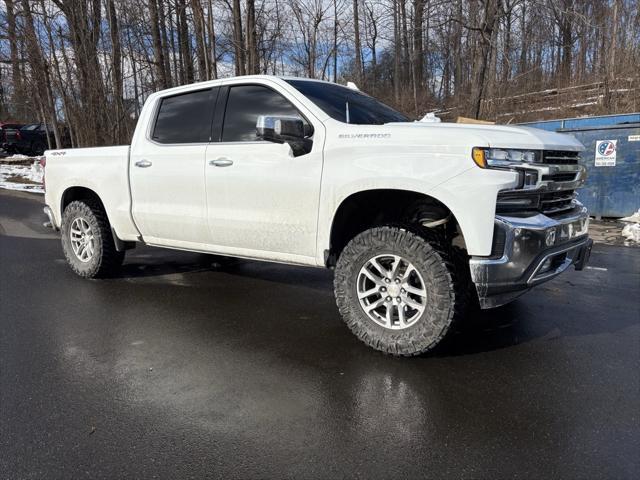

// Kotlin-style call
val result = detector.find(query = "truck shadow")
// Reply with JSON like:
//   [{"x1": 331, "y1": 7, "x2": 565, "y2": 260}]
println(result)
[
  {"x1": 111, "y1": 244, "x2": 638, "y2": 358},
  {"x1": 433, "y1": 303, "x2": 530, "y2": 357}
]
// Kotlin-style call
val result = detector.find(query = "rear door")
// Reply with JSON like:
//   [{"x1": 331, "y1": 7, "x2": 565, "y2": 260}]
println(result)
[{"x1": 130, "y1": 87, "x2": 217, "y2": 245}]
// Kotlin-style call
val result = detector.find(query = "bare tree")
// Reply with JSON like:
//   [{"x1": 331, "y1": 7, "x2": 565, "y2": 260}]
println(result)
[{"x1": 0, "y1": 0, "x2": 637, "y2": 143}]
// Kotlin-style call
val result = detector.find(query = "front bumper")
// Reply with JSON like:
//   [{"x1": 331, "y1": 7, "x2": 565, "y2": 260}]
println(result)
[{"x1": 469, "y1": 204, "x2": 592, "y2": 308}]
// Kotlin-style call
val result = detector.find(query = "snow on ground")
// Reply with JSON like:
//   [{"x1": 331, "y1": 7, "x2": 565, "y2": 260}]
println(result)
[
  {"x1": 0, "y1": 152, "x2": 35, "y2": 162},
  {"x1": 0, "y1": 162, "x2": 44, "y2": 194},
  {"x1": 620, "y1": 209, "x2": 640, "y2": 245},
  {"x1": 622, "y1": 223, "x2": 640, "y2": 244}
]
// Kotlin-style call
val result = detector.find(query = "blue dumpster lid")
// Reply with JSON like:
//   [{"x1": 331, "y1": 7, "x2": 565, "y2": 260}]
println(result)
[{"x1": 520, "y1": 113, "x2": 640, "y2": 132}]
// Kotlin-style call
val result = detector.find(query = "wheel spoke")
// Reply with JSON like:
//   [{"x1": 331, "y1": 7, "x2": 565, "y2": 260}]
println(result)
[
  {"x1": 385, "y1": 304, "x2": 393, "y2": 325},
  {"x1": 358, "y1": 287, "x2": 379, "y2": 299},
  {"x1": 398, "y1": 305, "x2": 406, "y2": 325},
  {"x1": 400, "y1": 265, "x2": 416, "y2": 283},
  {"x1": 389, "y1": 255, "x2": 401, "y2": 278},
  {"x1": 365, "y1": 297, "x2": 385, "y2": 312},
  {"x1": 362, "y1": 267, "x2": 385, "y2": 286},
  {"x1": 369, "y1": 258, "x2": 388, "y2": 277},
  {"x1": 404, "y1": 296, "x2": 423, "y2": 310},
  {"x1": 404, "y1": 284, "x2": 426, "y2": 297}
]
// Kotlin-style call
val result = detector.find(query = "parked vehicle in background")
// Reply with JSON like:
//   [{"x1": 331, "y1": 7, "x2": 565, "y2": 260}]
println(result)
[
  {"x1": 0, "y1": 122, "x2": 24, "y2": 154},
  {"x1": 4, "y1": 123, "x2": 59, "y2": 156},
  {"x1": 41, "y1": 75, "x2": 593, "y2": 356}
]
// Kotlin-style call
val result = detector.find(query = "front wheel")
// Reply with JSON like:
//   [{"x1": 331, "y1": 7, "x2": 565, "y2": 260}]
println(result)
[
  {"x1": 61, "y1": 200, "x2": 125, "y2": 278},
  {"x1": 334, "y1": 226, "x2": 458, "y2": 356}
]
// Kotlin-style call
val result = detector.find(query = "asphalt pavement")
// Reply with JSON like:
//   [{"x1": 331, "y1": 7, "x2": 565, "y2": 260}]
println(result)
[{"x1": 1, "y1": 189, "x2": 639, "y2": 479}]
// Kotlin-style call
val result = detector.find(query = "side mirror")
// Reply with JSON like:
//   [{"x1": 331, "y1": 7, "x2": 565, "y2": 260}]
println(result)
[
  {"x1": 256, "y1": 116, "x2": 312, "y2": 142},
  {"x1": 256, "y1": 116, "x2": 313, "y2": 156}
]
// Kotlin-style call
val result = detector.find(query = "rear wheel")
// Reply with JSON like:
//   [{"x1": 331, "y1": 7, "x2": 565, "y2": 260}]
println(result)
[
  {"x1": 334, "y1": 226, "x2": 458, "y2": 356},
  {"x1": 61, "y1": 200, "x2": 124, "y2": 278},
  {"x1": 31, "y1": 141, "x2": 46, "y2": 156}
]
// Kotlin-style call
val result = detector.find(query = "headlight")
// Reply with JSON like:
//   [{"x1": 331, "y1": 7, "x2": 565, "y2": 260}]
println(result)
[{"x1": 472, "y1": 147, "x2": 539, "y2": 168}]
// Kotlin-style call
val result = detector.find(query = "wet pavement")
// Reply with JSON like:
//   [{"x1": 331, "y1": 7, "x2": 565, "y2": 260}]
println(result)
[{"x1": 1, "y1": 189, "x2": 639, "y2": 479}]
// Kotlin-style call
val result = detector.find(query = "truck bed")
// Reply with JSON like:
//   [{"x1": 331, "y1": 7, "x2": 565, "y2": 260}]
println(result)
[{"x1": 44, "y1": 145, "x2": 140, "y2": 241}]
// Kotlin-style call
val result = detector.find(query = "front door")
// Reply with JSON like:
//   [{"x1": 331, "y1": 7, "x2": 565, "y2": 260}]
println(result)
[{"x1": 204, "y1": 83, "x2": 323, "y2": 263}]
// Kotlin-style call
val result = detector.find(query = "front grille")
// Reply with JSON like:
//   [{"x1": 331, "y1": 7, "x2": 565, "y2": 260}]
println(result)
[
  {"x1": 541, "y1": 172, "x2": 578, "y2": 182},
  {"x1": 497, "y1": 191, "x2": 576, "y2": 216},
  {"x1": 496, "y1": 149, "x2": 582, "y2": 217},
  {"x1": 542, "y1": 150, "x2": 580, "y2": 165},
  {"x1": 539, "y1": 191, "x2": 576, "y2": 215}
]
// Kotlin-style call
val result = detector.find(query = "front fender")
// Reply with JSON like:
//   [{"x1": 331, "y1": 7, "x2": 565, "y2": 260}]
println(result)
[{"x1": 316, "y1": 167, "x2": 518, "y2": 264}]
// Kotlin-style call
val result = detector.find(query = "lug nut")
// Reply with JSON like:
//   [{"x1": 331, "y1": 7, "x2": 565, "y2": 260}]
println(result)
[
  {"x1": 386, "y1": 296, "x2": 392, "y2": 302},
  {"x1": 385, "y1": 278, "x2": 391, "y2": 283},
  {"x1": 380, "y1": 287, "x2": 386, "y2": 292},
  {"x1": 395, "y1": 278, "x2": 400, "y2": 284},
  {"x1": 396, "y1": 297, "x2": 401, "y2": 302},
  {"x1": 400, "y1": 288, "x2": 406, "y2": 294}
]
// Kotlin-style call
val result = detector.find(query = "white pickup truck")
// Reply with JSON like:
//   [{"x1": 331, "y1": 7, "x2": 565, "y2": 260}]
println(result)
[{"x1": 42, "y1": 75, "x2": 592, "y2": 356}]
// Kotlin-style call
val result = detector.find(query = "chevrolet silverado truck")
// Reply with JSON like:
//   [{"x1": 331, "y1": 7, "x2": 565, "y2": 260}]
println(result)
[{"x1": 42, "y1": 75, "x2": 592, "y2": 356}]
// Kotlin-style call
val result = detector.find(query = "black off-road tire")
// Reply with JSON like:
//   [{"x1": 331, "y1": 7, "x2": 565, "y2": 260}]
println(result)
[
  {"x1": 334, "y1": 226, "x2": 459, "y2": 356},
  {"x1": 61, "y1": 200, "x2": 125, "y2": 278}
]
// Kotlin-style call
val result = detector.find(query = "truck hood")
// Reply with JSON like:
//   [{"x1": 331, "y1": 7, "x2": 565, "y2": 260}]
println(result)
[{"x1": 386, "y1": 121, "x2": 585, "y2": 151}]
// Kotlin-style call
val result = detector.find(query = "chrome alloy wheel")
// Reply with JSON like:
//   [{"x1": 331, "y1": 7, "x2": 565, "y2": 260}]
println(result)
[
  {"x1": 69, "y1": 217, "x2": 95, "y2": 263},
  {"x1": 356, "y1": 254, "x2": 428, "y2": 330}
]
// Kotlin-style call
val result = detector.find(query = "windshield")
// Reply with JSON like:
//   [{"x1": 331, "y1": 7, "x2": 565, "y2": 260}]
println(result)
[{"x1": 285, "y1": 80, "x2": 409, "y2": 125}]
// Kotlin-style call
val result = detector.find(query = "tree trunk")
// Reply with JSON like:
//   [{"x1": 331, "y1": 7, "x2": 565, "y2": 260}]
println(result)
[
  {"x1": 148, "y1": 0, "x2": 170, "y2": 88},
  {"x1": 207, "y1": 0, "x2": 218, "y2": 79},
  {"x1": 412, "y1": 0, "x2": 424, "y2": 89},
  {"x1": 4, "y1": 0, "x2": 26, "y2": 120},
  {"x1": 453, "y1": 0, "x2": 463, "y2": 101},
  {"x1": 232, "y1": 0, "x2": 246, "y2": 76},
  {"x1": 176, "y1": 0, "x2": 194, "y2": 84},
  {"x1": 353, "y1": 0, "x2": 363, "y2": 83},
  {"x1": 393, "y1": 0, "x2": 401, "y2": 102},
  {"x1": 468, "y1": 0, "x2": 502, "y2": 119},
  {"x1": 107, "y1": 0, "x2": 124, "y2": 143},
  {"x1": 246, "y1": 0, "x2": 259, "y2": 74},
  {"x1": 333, "y1": 0, "x2": 339, "y2": 82},
  {"x1": 191, "y1": 0, "x2": 209, "y2": 80}
]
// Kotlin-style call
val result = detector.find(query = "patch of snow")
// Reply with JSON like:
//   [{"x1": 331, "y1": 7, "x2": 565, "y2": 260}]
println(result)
[
  {"x1": 570, "y1": 101, "x2": 598, "y2": 108},
  {"x1": 620, "y1": 209, "x2": 640, "y2": 245},
  {"x1": 620, "y1": 209, "x2": 640, "y2": 223},
  {"x1": 0, "y1": 162, "x2": 44, "y2": 194},
  {"x1": 622, "y1": 223, "x2": 640, "y2": 244}
]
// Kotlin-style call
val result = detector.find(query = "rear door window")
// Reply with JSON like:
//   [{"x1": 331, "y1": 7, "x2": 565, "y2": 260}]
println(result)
[{"x1": 152, "y1": 88, "x2": 217, "y2": 144}]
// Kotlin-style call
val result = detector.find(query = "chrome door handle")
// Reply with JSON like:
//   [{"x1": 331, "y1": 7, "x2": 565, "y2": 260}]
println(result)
[
  {"x1": 134, "y1": 159, "x2": 152, "y2": 168},
  {"x1": 209, "y1": 158, "x2": 233, "y2": 167}
]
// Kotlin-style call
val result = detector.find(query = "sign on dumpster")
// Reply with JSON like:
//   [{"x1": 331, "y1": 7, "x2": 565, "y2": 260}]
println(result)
[{"x1": 594, "y1": 140, "x2": 617, "y2": 166}]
